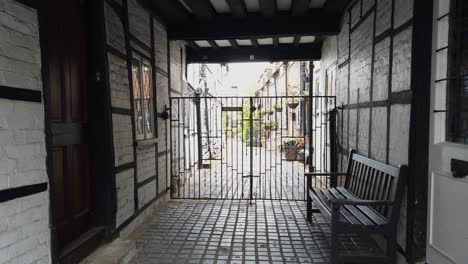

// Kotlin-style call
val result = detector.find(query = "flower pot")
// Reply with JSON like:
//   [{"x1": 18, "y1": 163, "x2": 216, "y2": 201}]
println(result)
[
  {"x1": 288, "y1": 102, "x2": 299, "y2": 109},
  {"x1": 285, "y1": 149, "x2": 298, "y2": 161}
]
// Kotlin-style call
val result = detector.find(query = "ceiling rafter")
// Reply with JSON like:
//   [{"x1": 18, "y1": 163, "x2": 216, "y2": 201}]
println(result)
[
  {"x1": 144, "y1": 0, "x2": 192, "y2": 23},
  {"x1": 208, "y1": 40, "x2": 219, "y2": 48},
  {"x1": 291, "y1": 0, "x2": 310, "y2": 16},
  {"x1": 168, "y1": 12, "x2": 341, "y2": 40},
  {"x1": 273, "y1": 37, "x2": 279, "y2": 47},
  {"x1": 229, "y1": 39, "x2": 239, "y2": 48},
  {"x1": 293, "y1": 36, "x2": 300, "y2": 46},
  {"x1": 324, "y1": 0, "x2": 353, "y2": 14},
  {"x1": 259, "y1": 0, "x2": 276, "y2": 17},
  {"x1": 225, "y1": 0, "x2": 247, "y2": 17},
  {"x1": 183, "y1": 0, "x2": 217, "y2": 20},
  {"x1": 251, "y1": 39, "x2": 259, "y2": 48},
  {"x1": 186, "y1": 43, "x2": 321, "y2": 63}
]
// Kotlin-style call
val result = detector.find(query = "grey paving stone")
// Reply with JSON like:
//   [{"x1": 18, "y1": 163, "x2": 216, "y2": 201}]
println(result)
[{"x1": 130, "y1": 200, "x2": 381, "y2": 263}]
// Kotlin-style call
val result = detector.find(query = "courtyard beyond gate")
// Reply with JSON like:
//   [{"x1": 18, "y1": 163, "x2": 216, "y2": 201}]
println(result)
[{"x1": 170, "y1": 95, "x2": 336, "y2": 200}]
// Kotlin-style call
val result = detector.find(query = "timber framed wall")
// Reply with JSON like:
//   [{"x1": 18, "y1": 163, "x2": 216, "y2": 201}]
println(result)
[
  {"x1": 102, "y1": 0, "x2": 184, "y2": 238},
  {"x1": 319, "y1": 0, "x2": 430, "y2": 263},
  {"x1": 0, "y1": 1, "x2": 51, "y2": 263}
]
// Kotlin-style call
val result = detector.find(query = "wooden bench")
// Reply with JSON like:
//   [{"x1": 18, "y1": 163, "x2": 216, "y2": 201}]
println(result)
[{"x1": 305, "y1": 150, "x2": 407, "y2": 264}]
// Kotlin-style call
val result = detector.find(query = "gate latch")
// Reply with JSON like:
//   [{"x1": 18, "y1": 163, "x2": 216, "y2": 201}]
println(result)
[{"x1": 158, "y1": 105, "x2": 170, "y2": 120}]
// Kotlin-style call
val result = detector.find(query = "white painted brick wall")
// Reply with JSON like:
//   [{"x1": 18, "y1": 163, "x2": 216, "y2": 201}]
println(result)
[
  {"x1": 358, "y1": 108, "x2": 370, "y2": 156},
  {"x1": 128, "y1": 0, "x2": 150, "y2": 46},
  {"x1": 391, "y1": 27, "x2": 413, "y2": 93},
  {"x1": 137, "y1": 180, "x2": 156, "y2": 208},
  {"x1": 0, "y1": 1, "x2": 50, "y2": 263},
  {"x1": 154, "y1": 20, "x2": 168, "y2": 72},
  {"x1": 136, "y1": 145, "x2": 156, "y2": 183},
  {"x1": 105, "y1": 2, "x2": 126, "y2": 54},
  {"x1": 373, "y1": 37, "x2": 390, "y2": 101},
  {"x1": 350, "y1": 15, "x2": 373, "y2": 104},
  {"x1": 104, "y1": 0, "x2": 175, "y2": 239},
  {"x1": 108, "y1": 53, "x2": 131, "y2": 109},
  {"x1": 320, "y1": 1, "x2": 415, "y2": 262},
  {"x1": 112, "y1": 113, "x2": 134, "y2": 166},
  {"x1": 370, "y1": 107, "x2": 388, "y2": 162},
  {"x1": 115, "y1": 168, "x2": 135, "y2": 227},
  {"x1": 0, "y1": 0, "x2": 41, "y2": 91},
  {"x1": 376, "y1": 0, "x2": 392, "y2": 35}
]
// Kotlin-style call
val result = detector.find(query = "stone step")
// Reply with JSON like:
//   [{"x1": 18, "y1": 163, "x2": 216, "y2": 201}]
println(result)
[{"x1": 80, "y1": 238, "x2": 137, "y2": 264}]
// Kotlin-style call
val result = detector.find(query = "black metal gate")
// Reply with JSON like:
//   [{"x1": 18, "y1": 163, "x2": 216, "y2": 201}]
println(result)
[{"x1": 170, "y1": 95, "x2": 336, "y2": 200}]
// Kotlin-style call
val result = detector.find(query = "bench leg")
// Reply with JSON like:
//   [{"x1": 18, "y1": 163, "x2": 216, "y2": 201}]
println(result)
[
  {"x1": 307, "y1": 194, "x2": 312, "y2": 223},
  {"x1": 386, "y1": 236, "x2": 397, "y2": 264},
  {"x1": 330, "y1": 225, "x2": 340, "y2": 264},
  {"x1": 330, "y1": 205, "x2": 341, "y2": 264}
]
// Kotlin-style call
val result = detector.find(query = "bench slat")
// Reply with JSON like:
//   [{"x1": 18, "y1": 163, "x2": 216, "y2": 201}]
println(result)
[
  {"x1": 311, "y1": 187, "x2": 361, "y2": 225},
  {"x1": 328, "y1": 188, "x2": 375, "y2": 226},
  {"x1": 336, "y1": 187, "x2": 388, "y2": 225}
]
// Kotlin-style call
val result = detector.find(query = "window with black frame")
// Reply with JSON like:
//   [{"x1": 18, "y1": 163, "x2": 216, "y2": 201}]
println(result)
[
  {"x1": 132, "y1": 56, "x2": 154, "y2": 140},
  {"x1": 447, "y1": 0, "x2": 468, "y2": 143}
]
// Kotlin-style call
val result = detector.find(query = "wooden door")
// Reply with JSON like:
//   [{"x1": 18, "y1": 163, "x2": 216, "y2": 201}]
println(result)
[{"x1": 44, "y1": 0, "x2": 93, "y2": 250}]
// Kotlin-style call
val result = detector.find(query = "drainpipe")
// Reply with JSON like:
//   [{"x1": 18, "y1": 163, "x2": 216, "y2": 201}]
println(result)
[
  {"x1": 300, "y1": 61, "x2": 306, "y2": 134},
  {"x1": 284, "y1": 62, "x2": 288, "y2": 130}
]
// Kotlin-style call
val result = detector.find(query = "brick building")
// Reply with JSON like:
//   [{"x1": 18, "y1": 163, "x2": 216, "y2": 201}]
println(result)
[{"x1": 0, "y1": 0, "x2": 466, "y2": 263}]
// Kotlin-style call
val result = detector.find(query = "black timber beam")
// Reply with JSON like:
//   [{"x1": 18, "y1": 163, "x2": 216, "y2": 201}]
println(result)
[
  {"x1": 186, "y1": 44, "x2": 321, "y2": 63},
  {"x1": 324, "y1": 0, "x2": 353, "y2": 14},
  {"x1": 142, "y1": 0, "x2": 192, "y2": 22},
  {"x1": 226, "y1": 0, "x2": 247, "y2": 17},
  {"x1": 259, "y1": 0, "x2": 276, "y2": 17},
  {"x1": 168, "y1": 12, "x2": 341, "y2": 40},
  {"x1": 291, "y1": 0, "x2": 310, "y2": 16},
  {"x1": 184, "y1": 0, "x2": 217, "y2": 20}
]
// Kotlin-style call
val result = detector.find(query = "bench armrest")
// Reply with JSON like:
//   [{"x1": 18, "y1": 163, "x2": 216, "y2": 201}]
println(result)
[
  {"x1": 330, "y1": 198, "x2": 395, "y2": 206},
  {"x1": 304, "y1": 172, "x2": 348, "y2": 177}
]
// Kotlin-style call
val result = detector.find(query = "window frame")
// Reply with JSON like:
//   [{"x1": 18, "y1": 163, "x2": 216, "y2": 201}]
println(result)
[
  {"x1": 132, "y1": 55, "x2": 155, "y2": 141},
  {"x1": 447, "y1": 0, "x2": 468, "y2": 143}
]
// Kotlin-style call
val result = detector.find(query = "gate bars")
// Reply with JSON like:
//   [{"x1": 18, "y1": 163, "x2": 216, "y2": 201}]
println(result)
[{"x1": 170, "y1": 95, "x2": 336, "y2": 201}]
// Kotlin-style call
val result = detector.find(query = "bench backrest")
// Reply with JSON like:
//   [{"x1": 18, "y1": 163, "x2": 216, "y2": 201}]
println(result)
[{"x1": 344, "y1": 150, "x2": 407, "y2": 219}]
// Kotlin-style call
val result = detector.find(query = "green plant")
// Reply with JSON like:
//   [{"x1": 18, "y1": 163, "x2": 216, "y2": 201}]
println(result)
[
  {"x1": 264, "y1": 120, "x2": 277, "y2": 130},
  {"x1": 264, "y1": 108, "x2": 274, "y2": 115},
  {"x1": 285, "y1": 98, "x2": 301, "y2": 109}
]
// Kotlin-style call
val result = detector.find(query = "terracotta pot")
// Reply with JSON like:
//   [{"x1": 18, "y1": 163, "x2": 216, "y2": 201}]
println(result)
[{"x1": 288, "y1": 102, "x2": 299, "y2": 109}]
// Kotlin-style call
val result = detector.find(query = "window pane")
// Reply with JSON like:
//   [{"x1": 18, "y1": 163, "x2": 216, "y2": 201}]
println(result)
[
  {"x1": 142, "y1": 62, "x2": 154, "y2": 138},
  {"x1": 132, "y1": 58, "x2": 144, "y2": 139},
  {"x1": 448, "y1": 0, "x2": 468, "y2": 143}
]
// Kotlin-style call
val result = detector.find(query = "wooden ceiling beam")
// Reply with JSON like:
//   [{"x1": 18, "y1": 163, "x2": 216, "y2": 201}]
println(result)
[
  {"x1": 186, "y1": 43, "x2": 322, "y2": 63},
  {"x1": 168, "y1": 12, "x2": 341, "y2": 40},
  {"x1": 183, "y1": 0, "x2": 217, "y2": 20},
  {"x1": 291, "y1": 0, "x2": 310, "y2": 16},
  {"x1": 259, "y1": 0, "x2": 276, "y2": 17},
  {"x1": 229, "y1": 39, "x2": 239, "y2": 48},
  {"x1": 143, "y1": 0, "x2": 192, "y2": 22},
  {"x1": 225, "y1": 0, "x2": 247, "y2": 17},
  {"x1": 324, "y1": 0, "x2": 353, "y2": 14}
]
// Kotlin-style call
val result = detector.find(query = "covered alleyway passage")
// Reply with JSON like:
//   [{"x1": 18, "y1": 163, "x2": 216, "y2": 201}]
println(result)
[{"x1": 130, "y1": 200, "x2": 379, "y2": 263}]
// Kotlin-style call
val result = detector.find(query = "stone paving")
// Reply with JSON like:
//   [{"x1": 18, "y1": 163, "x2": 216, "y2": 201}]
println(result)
[
  {"x1": 173, "y1": 139, "x2": 330, "y2": 201},
  {"x1": 130, "y1": 200, "x2": 380, "y2": 264}
]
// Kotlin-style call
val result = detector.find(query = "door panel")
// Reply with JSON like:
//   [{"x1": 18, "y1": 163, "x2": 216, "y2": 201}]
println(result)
[
  {"x1": 428, "y1": 143, "x2": 468, "y2": 264},
  {"x1": 45, "y1": 0, "x2": 93, "y2": 250}
]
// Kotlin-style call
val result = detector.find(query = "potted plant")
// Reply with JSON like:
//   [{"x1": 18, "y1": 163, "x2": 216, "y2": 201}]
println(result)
[
  {"x1": 283, "y1": 138, "x2": 305, "y2": 161},
  {"x1": 264, "y1": 120, "x2": 277, "y2": 130},
  {"x1": 264, "y1": 108, "x2": 274, "y2": 115},
  {"x1": 285, "y1": 98, "x2": 301, "y2": 109},
  {"x1": 273, "y1": 103, "x2": 282, "y2": 112}
]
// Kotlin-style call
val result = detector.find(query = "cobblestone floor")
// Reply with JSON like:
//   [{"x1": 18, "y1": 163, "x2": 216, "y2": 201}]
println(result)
[{"x1": 130, "y1": 200, "x2": 380, "y2": 264}]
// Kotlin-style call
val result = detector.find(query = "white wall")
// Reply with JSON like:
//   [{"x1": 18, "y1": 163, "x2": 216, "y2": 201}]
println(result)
[{"x1": 0, "y1": 1, "x2": 50, "y2": 263}]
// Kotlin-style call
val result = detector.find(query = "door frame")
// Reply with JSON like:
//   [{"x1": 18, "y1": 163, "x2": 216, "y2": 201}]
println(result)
[{"x1": 36, "y1": 0, "x2": 116, "y2": 262}]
